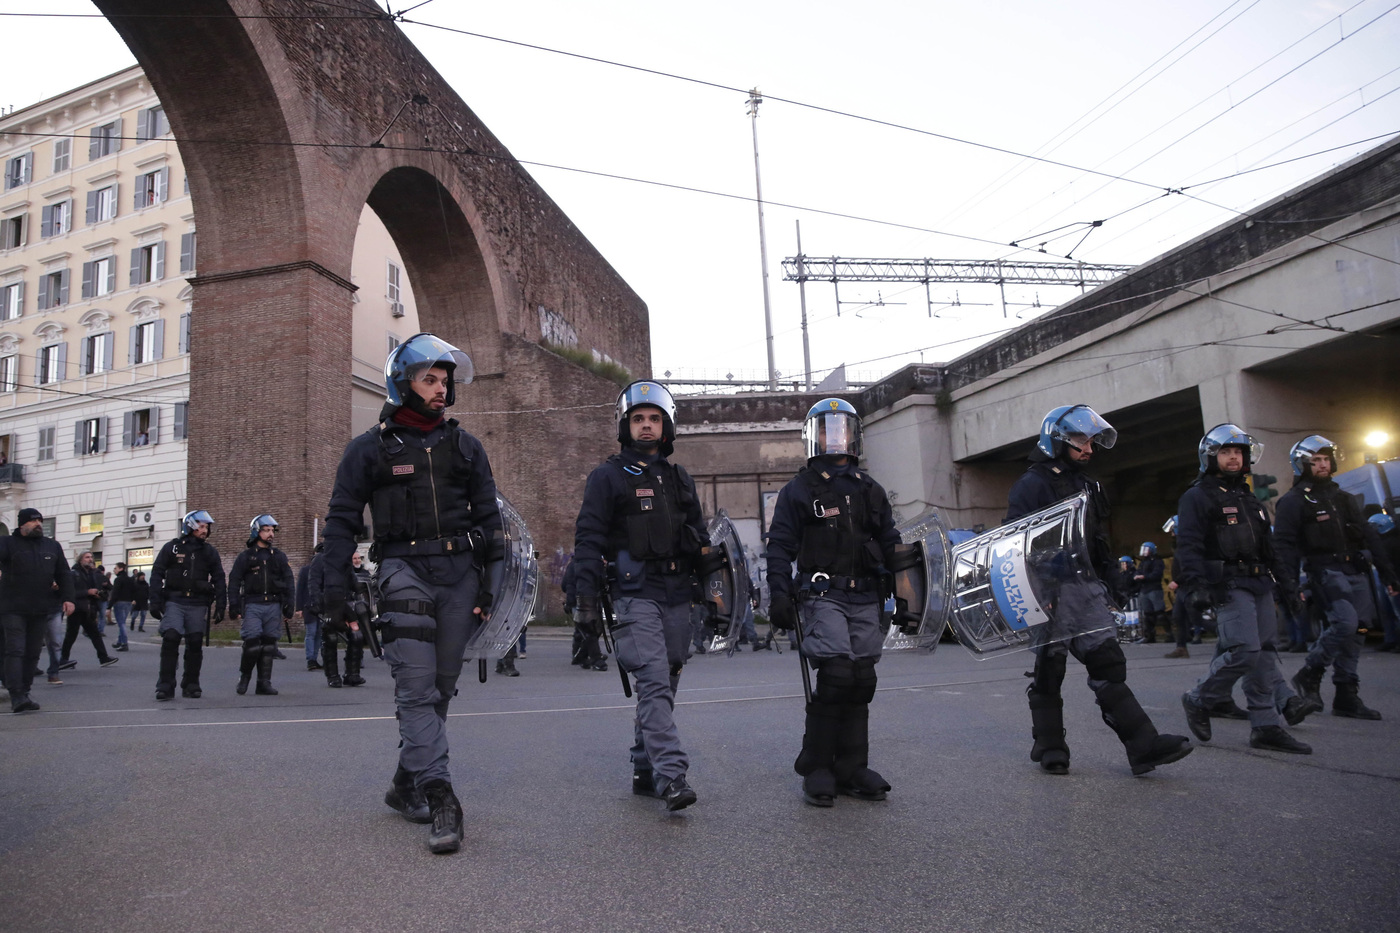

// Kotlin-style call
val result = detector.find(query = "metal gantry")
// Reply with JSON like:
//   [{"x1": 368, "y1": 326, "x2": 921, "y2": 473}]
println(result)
[{"x1": 781, "y1": 256, "x2": 1134, "y2": 317}]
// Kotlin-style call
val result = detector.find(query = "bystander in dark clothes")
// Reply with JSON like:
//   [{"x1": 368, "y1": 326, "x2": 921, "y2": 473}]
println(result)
[{"x1": 1, "y1": 509, "x2": 76, "y2": 712}]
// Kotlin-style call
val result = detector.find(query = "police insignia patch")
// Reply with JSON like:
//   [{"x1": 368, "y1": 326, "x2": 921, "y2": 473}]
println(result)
[{"x1": 392, "y1": 464, "x2": 414, "y2": 475}]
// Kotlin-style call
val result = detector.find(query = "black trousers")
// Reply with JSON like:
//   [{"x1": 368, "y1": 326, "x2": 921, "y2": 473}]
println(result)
[
  {"x1": 62, "y1": 604, "x2": 109, "y2": 662},
  {"x1": 2, "y1": 612, "x2": 48, "y2": 698}
]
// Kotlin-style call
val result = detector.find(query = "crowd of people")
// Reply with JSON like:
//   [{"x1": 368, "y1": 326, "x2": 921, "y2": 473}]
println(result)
[{"x1": 3, "y1": 331, "x2": 1397, "y2": 856}]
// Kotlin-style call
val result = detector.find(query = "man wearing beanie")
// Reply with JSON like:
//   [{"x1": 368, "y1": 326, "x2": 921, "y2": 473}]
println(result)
[{"x1": 0, "y1": 509, "x2": 75, "y2": 713}]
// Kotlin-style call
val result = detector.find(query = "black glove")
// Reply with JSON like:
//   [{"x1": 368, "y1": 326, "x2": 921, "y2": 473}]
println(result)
[
  {"x1": 575, "y1": 597, "x2": 602, "y2": 637},
  {"x1": 769, "y1": 594, "x2": 798, "y2": 631},
  {"x1": 211, "y1": 606, "x2": 225, "y2": 624},
  {"x1": 475, "y1": 588, "x2": 494, "y2": 619},
  {"x1": 150, "y1": 604, "x2": 163, "y2": 621}
]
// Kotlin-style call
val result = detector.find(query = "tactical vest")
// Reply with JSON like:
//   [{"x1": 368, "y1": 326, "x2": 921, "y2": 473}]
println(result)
[
  {"x1": 241, "y1": 546, "x2": 285, "y2": 596},
  {"x1": 368, "y1": 420, "x2": 478, "y2": 542},
  {"x1": 1196, "y1": 479, "x2": 1270, "y2": 563},
  {"x1": 794, "y1": 466, "x2": 881, "y2": 577},
  {"x1": 1029, "y1": 461, "x2": 1112, "y2": 571},
  {"x1": 163, "y1": 536, "x2": 219, "y2": 597},
  {"x1": 606, "y1": 454, "x2": 692, "y2": 561},
  {"x1": 1294, "y1": 481, "x2": 1355, "y2": 557}
]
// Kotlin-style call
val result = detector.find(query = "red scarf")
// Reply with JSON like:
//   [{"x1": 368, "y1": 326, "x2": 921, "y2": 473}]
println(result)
[{"x1": 392, "y1": 406, "x2": 444, "y2": 431}]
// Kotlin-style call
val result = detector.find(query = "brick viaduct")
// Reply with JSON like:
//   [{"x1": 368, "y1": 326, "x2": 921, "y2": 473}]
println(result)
[{"x1": 92, "y1": 0, "x2": 646, "y2": 575}]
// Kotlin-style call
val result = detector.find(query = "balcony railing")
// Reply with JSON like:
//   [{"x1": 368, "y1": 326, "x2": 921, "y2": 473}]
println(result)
[{"x1": 0, "y1": 463, "x2": 25, "y2": 483}]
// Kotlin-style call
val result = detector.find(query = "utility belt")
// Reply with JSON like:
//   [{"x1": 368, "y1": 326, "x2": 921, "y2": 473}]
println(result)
[
  {"x1": 1222, "y1": 560, "x2": 1271, "y2": 578},
  {"x1": 379, "y1": 598, "x2": 436, "y2": 644},
  {"x1": 645, "y1": 557, "x2": 688, "y2": 576},
  {"x1": 244, "y1": 592, "x2": 283, "y2": 603},
  {"x1": 800, "y1": 571, "x2": 876, "y2": 594},
  {"x1": 167, "y1": 581, "x2": 215, "y2": 599},
  {"x1": 374, "y1": 529, "x2": 484, "y2": 560},
  {"x1": 1308, "y1": 551, "x2": 1370, "y2": 575}
]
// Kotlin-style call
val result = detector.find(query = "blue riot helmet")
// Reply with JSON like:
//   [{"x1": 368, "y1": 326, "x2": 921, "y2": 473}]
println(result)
[
  {"x1": 1162, "y1": 515, "x2": 1179, "y2": 536},
  {"x1": 1369, "y1": 512, "x2": 1395, "y2": 536},
  {"x1": 1035, "y1": 404, "x2": 1117, "y2": 459},
  {"x1": 1118, "y1": 555, "x2": 1135, "y2": 567},
  {"x1": 1139, "y1": 542, "x2": 1156, "y2": 558},
  {"x1": 383, "y1": 333, "x2": 474, "y2": 408},
  {"x1": 1289, "y1": 434, "x2": 1339, "y2": 477},
  {"x1": 803, "y1": 398, "x2": 863, "y2": 461},
  {"x1": 1198, "y1": 423, "x2": 1262, "y2": 474},
  {"x1": 247, "y1": 513, "x2": 278, "y2": 547},
  {"x1": 182, "y1": 509, "x2": 215, "y2": 536},
  {"x1": 615, "y1": 380, "x2": 678, "y2": 455}
]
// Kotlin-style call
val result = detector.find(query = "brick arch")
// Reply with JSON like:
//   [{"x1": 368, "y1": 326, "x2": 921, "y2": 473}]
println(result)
[{"x1": 90, "y1": 0, "x2": 651, "y2": 569}]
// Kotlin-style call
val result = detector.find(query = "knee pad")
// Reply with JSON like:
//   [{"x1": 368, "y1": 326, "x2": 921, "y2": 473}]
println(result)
[
  {"x1": 161, "y1": 630, "x2": 183, "y2": 650},
  {"x1": 1083, "y1": 641, "x2": 1128, "y2": 685},
  {"x1": 815, "y1": 657, "x2": 860, "y2": 706},
  {"x1": 1032, "y1": 649, "x2": 1068, "y2": 695},
  {"x1": 852, "y1": 658, "x2": 878, "y2": 704},
  {"x1": 243, "y1": 638, "x2": 261, "y2": 652}
]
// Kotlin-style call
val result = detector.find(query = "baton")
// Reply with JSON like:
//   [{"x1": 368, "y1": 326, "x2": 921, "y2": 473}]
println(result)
[
  {"x1": 599, "y1": 592, "x2": 633, "y2": 699},
  {"x1": 284, "y1": 616, "x2": 293, "y2": 644},
  {"x1": 204, "y1": 604, "x2": 212, "y2": 648},
  {"x1": 790, "y1": 603, "x2": 813, "y2": 704}
]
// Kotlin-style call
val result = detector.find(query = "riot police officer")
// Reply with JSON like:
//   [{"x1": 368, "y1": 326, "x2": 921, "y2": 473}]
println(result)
[
  {"x1": 313, "y1": 550, "x2": 371, "y2": 688},
  {"x1": 229, "y1": 514, "x2": 295, "y2": 696},
  {"x1": 150, "y1": 510, "x2": 227, "y2": 701},
  {"x1": 572, "y1": 380, "x2": 705, "y2": 812},
  {"x1": 1179, "y1": 425, "x2": 1317, "y2": 753},
  {"x1": 766, "y1": 398, "x2": 902, "y2": 807},
  {"x1": 1008, "y1": 405, "x2": 1192, "y2": 776},
  {"x1": 322, "y1": 333, "x2": 503, "y2": 854},
  {"x1": 1276, "y1": 435, "x2": 1399, "y2": 719},
  {"x1": 1133, "y1": 542, "x2": 1166, "y2": 643}
]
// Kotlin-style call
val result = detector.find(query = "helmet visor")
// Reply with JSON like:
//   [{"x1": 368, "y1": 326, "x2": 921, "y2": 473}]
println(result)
[
  {"x1": 805, "y1": 411, "x2": 862, "y2": 459},
  {"x1": 385, "y1": 334, "x2": 474, "y2": 404},
  {"x1": 1054, "y1": 406, "x2": 1117, "y2": 450}
]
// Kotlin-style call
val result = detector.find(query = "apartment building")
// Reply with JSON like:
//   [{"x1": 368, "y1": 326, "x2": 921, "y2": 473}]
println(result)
[{"x1": 0, "y1": 66, "x2": 418, "y2": 571}]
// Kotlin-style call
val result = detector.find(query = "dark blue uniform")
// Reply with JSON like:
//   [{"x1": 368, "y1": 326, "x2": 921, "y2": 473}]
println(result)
[{"x1": 150, "y1": 533, "x2": 226, "y2": 699}]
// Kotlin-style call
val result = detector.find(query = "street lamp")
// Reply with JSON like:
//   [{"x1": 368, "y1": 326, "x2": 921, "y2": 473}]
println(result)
[{"x1": 1363, "y1": 429, "x2": 1389, "y2": 464}]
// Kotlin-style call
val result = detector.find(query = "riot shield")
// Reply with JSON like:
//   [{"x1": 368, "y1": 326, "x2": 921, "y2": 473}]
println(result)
[
  {"x1": 946, "y1": 492, "x2": 1118, "y2": 657},
  {"x1": 700, "y1": 510, "x2": 752, "y2": 654},
  {"x1": 463, "y1": 494, "x2": 539, "y2": 661},
  {"x1": 881, "y1": 508, "x2": 951, "y2": 653}
]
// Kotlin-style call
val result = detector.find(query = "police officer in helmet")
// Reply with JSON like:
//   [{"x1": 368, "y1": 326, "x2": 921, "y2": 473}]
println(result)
[
  {"x1": 229, "y1": 514, "x2": 295, "y2": 696},
  {"x1": 572, "y1": 379, "x2": 706, "y2": 812},
  {"x1": 1179, "y1": 425, "x2": 1318, "y2": 753},
  {"x1": 766, "y1": 398, "x2": 903, "y2": 806},
  {"x1": 1008, "y1": 405, "x2": 1192, "y2": 776},
  {"x1": 1276, "y1": 435, "x2": 1399, "y2": 720},
  {"x1": 149, "y1": 510, "x2": 227, "y2": 701},
  {"x1": 322, "y1": 333, "x2": 504, "y2": 854}
]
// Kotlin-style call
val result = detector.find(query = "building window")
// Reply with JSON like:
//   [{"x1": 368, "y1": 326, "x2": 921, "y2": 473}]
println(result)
[
  {"x1": 136, "y1": 107, "x2": 169, "y2": 141},
  {"x1": 387, "y1": 333, "x2": 401, "y2": 356},
  {"x1": 89, "y1": 120, "x2": 122, "y2": 160},
  {"x1": 135, "y1": 168, "x2": 168, "y2": 210},
  {"x1": 3, "y1": 153, "x2": 32, "y2": 190},
  {"x1": 1, "y1": 214, "x2": 25, "y2": 250},
  {"x1": 37, "y1": 342, "x2": 66, "y2": 384},
  {"x1": 40, "y1": 200, "x2": 73, "y2": 238},
  {"x1": 178, "y1": 312, "x2": 191, "y2": 354},
  {"x1": 52, "y1": 138, "x2": 71, "y2": 173},
  {"x1": 129, "y1": 242, "x2": 165, "y2": 285},
  {"x1": 40, "y1": 517, "x2": 55, "y2": 537},
  {"x1": 124, "y1": 407, "x2": 159, "y2": 447},
  {"x1": 179, "y1": 232, "x2": 197, "y2": 274},
  {"x1": 75, "y1": 416, "x2": 107, "y2": 455},
  {"x1": 173, "y1": 401, "x2": 189, "y2": 440},
  {"x1": 79, "y1": 511, "x2": 104, "y2": 534},
  {"x1": 0, "y1": 282, "x2": 22, "y2": 321},
  {"x1": 387, "y1": 261, "x2": 404, "y2": 316},
  {"x1": 0, "y1": 355, "x2": 16, "y2": 392},
  {"x1": 37, "y1": 270, "x2": 69, "y2": 310},
  {"x1": 36, "y1": 426, "x2": 55, "y2": 462},
  {"x1": 80, "y1": 332, "x2": 114, "y2": 375},
  {"x1": 81, "y1": 256, "x2": 116, "y2": 299},
  {"x1": 86, "y1": 184, "x2": 118, "y2": 224},
  {"x1": 130, "y1": 319, "x2": 163, "y2": 364}
]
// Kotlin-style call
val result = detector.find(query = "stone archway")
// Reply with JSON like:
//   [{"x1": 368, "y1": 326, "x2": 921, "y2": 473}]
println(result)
[{"x1": 90, "y1": 0, "x2": 650, "y2": 568}]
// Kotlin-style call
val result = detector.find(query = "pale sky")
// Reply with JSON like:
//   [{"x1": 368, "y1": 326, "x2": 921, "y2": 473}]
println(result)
[{"x1": 4, "y1": 0, "x2": 1398, "y2": 390}]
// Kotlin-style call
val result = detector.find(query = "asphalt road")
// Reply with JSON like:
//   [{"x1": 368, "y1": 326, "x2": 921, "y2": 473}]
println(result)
[{"x1": 3, "y1": 631, "x2": 1398, "y2": 933}]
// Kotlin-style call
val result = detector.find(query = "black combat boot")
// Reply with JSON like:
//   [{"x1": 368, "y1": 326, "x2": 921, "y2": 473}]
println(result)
[
  {"x1": 632, "y1": 768, "x2": 656, "y2": 797},
  {"x1": 660, "y1": 775, "x2": 697, "y2": 812},
  {"x1": 793, "y1": 701, "x2": 841, "y2": 807},
  {"x1": 1206, "y1": 697, "x2": 1248, "y2": 719},
  {"x1": 1181, "y1": 692, "x2": 1211, "y2": 742},
  {"x1": 495, "y1": 656, "x2": 520, "y2": 677},
  {"x1": 323, "y1": 642, "x2": 342, "y2": 688},
  {"x1": 1028, "y1": 689, "x2": 1070, "y2": 774},
  {"x1": 236, "y1": 639, "x2": 259, "y2": 695},
  {"x1": 1332, "y1": 683, "x2": 1382, "y2": 720},
  {"x1": 1282, "y1": 694, "x2": 1322, "y2": 725},
  {"x1": 1096, "y1": 683, "x2": 1193, "y2": 775},
  {"x1": 422, "y1": 780, "x2": 463, "y2": 854},
  {"x1": 181, "y1": 639, "x2": 204, "y2": 698},
  {"x1": 833, "y1": 703, "x2": 891, "y2": 800},
  {"x1": 1249, "y1": 725, "x2": 1311, "y2": 754},
  {"x1": 255, "y1": 639, "x2": 278, "y2": 695},
  {"x1": 384, "y1": 765, "x2": 431, "y2": 823},
  {"x1": 1291, "y1": 663, "x2": 1324, "y2": 708},
  {"x1": 156, "y1": 632, "x2": 180, "y2": 701},
  {"x1": 342, "y1": 643, "x2": 365, "y2": 687}
]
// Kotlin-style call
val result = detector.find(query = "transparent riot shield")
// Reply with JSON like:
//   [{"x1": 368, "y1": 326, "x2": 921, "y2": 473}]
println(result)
[
  {"x1": 947, "y1": 491, "x2": 1118, "y2": 657},
  {"x1": 881, "y1": 508, "x2": 951, "y2": 653},
  {"x1": 463, "y1": 493, "x2": 539, "y2": 661},
  {"x1": 701, "y1": 510, "x2": 752, "y2": 654}
]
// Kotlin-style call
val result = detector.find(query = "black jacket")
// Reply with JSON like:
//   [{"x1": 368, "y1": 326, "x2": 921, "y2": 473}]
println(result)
[
  {"x1": 1005, "y1": 457, "x2": 1113, "y2": 576},
  {"x1": 133, "y1": 579, "x2": 150, "y2": 611},
  {"x1": 150, "y1": 533, "x2": 227, "y2": 612},
  {"x1": 1175, "y1": 472, "x2": 1275, "y2": 588},
  {"x1": 0, "y1": 530, "x2": 74, "y2": 614},
  {"x1": 1274, "y1": 475, "x2": 1399, "y2": 591},
  {"x1": 228, "y1": 544, "x2": 295, "y2": 617},
  {"x1": 110, "y1": 569, "x2": 136, "y2": 602},
  {"x1": 73, "y1": 564, "x2": 106, "y2": 613}
]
